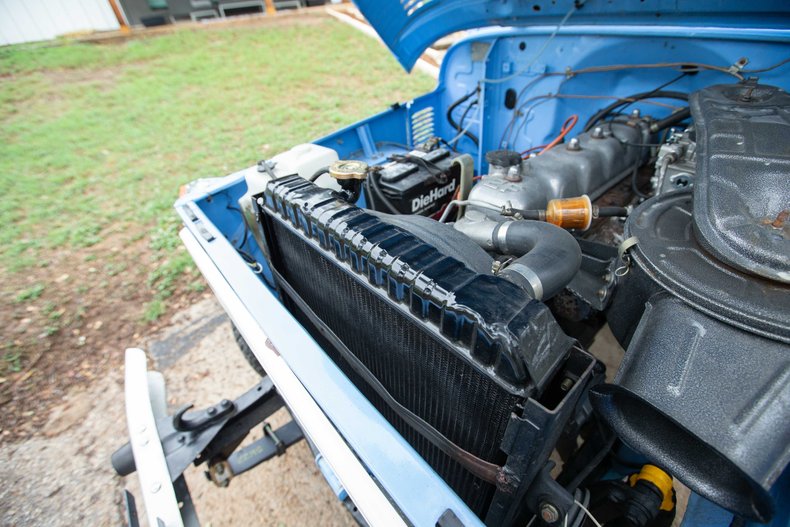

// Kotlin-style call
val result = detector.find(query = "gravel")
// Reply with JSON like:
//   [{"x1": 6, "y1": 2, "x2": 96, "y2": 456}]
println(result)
[{"x1": 0, "y1": 296, "x2": 353, "y2": 527}]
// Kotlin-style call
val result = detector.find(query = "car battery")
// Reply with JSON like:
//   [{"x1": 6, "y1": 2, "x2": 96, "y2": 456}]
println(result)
[{"x1": 372, "y1": 148, "x2": 461, "y2": 216}]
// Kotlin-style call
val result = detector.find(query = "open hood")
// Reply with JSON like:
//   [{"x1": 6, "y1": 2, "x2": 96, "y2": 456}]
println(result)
[{"x1": 352, "y1": 0, "x2": 790, "y2": 72}]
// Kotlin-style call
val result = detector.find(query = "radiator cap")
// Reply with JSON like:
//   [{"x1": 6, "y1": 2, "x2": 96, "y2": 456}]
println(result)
[{"x1": 329, "y1": 160, "x2": 368, "y2": 180}]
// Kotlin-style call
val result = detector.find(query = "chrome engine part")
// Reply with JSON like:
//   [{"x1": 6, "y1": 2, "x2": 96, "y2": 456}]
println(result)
[
  {"x1": 461, "y1": 118, "x2": 651, "y2": 220},
  {"x1": 651, "y1": 128, "x2": 697, "y2": 195}
]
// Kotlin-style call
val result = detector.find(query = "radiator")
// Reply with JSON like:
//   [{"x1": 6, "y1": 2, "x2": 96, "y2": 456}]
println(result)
[{"x1": 258, "y1": 176, "x2": 574, "y2": 517}]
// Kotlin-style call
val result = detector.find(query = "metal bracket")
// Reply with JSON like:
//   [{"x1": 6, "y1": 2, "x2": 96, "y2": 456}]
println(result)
[
  {"x1": 216, "y1": 420, "x2": 304, "y2": 485},
  {"x1": 113, "y1": 350, "x2": 305, "y2": 526}
]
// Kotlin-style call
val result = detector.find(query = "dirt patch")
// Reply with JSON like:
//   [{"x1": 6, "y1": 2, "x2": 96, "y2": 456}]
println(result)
[
  {"x1": 0, "y1": 226, "x2": 202, "y2": 443},
  {"x1": 40, "y1": 66, "x2": 121, "y2": 91},
  {"x1": 0, "y1": 296, "x2": 354, "y2": 527}
]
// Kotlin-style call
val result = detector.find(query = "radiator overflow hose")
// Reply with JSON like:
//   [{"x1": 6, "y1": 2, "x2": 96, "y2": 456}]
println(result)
[{"x1": 491, "y1": 221, "x2": 582, "y2": 301}]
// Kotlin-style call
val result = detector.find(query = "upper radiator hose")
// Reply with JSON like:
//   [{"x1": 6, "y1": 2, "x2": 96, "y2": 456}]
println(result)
[
  {"x1": 454, "y1": 214, "x2": 582, "y2": 301},
  {"x1": 493, "y1": 221, "x2": 582, "y2": 300}
]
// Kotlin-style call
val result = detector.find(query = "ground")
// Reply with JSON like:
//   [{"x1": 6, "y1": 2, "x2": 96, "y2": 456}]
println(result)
[
  {"x1": 0, "y1": 296, "x2": 355, "y2": 526},
  {"x1": 0, "y1": 12, "x2": 434, "y2": 440}
]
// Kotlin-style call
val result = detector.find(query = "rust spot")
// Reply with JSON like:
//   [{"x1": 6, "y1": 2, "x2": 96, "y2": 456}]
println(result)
[{"x1": 768, "y1": 209, "x2": 790, "y2": 229}]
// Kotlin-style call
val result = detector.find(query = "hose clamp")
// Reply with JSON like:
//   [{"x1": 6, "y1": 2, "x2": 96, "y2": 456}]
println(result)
[
  {"x1": 615, "y1": 236, "x2": 639, "y2": 277},
  {"x1": 495, "y1": 221, "x2": 512, "y2": 253},
  {"x1": 507, "y1": 262, "x2": 544, "y2": 301}
]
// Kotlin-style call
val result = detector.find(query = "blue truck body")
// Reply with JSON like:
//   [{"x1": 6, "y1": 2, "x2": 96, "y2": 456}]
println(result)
[{"x1": 166, "y1": 2, "x2": 790, "y2": 525}]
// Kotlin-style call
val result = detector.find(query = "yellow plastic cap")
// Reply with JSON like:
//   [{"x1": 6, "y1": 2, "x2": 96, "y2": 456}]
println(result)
[{"x1": 628, "y1": 464, "x2": 675, "y2": 512}]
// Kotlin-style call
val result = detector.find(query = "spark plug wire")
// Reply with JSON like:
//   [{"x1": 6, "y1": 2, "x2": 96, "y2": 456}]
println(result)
[{"x1": 520, "y1": 114, "x2": 578, "y2": 158}]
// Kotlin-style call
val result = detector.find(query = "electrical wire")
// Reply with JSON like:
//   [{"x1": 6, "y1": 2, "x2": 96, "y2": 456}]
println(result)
[
  {"x1": 630, "y1": 160, "x2": 649, "y2": 199},
  {"x1": 573, "y1": 499, "x2": 603, "y2": 527},
  {"x1": 499, "y1": 74, "x2": 552, "y2": 146},
  {"x1": 521, "y1": 144, "x2": 548, "y2": 156},
  {"x1": 376, "y1": 141, "x2": 412, "y2": 151},
  {"x1": 447, "y1": 89, "x2": 480, "y2": 146},
  {"x1": 458, "y1": 99, "x2": 478, "y2": 135},
  {"x1": 225, "y1": 203, "x2": 262, "y2": 272},
  {"x1": 570, "y1": 490, "x2": 591, "y2": 527},
  {"x1": 504, "y1": 93, "x2": 684, "y2": 147},
  {"x1": 480, "y1": 2, "x2": 581, "y2": 84},
  {"x1": 741, "y1": 56, "x2": 790, "y2": 74},
  {"x1": 499, "y1": 59, "x2": 743, "y2": 147},
  {"x1": 584, "y1": 88, "x2": 689, "y2": 132},
  {"x1": 562, "y1": 61, "x2": 743, "y2": 81},
  {"x1": 388, "y1": 153, "x2": 448, "y2": 183},
  {"x1": 367, "y1": 171, "x2": 401, "y2": 214},
  {"x1": 536, "y1": 114, "x2": 578, "y2": 155},
  {"x1": 448, "y1": 110, "x2": 479, "y2": 147},
  {"x1": 586, "y1": 81, "x2": 688, "y2": 132},
  {"x1": 364, "y1": 178, "x2": 378, "y2": 210},
  {"x1": 225, "y1": 204, "x2": 249, "y2": 250}
]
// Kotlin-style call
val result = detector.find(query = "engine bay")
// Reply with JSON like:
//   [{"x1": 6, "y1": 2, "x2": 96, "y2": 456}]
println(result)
[{"x1": 203, "y1": 29, "x2": 790, "y2": 527}]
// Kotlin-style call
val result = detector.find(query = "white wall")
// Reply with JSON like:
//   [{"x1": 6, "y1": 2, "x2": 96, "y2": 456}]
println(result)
[{"x1": 0, "y1": 0, "x2": 121, "y2": 46}]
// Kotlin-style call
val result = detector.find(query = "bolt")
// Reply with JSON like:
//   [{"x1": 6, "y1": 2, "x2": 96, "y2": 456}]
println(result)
[
  {"x1": 220, "y1": 399, "x2": 232, "y2": 409},
  {"x1": 597, "y1": 288, "x2": 608, "y2": 300},
  {"x1": 631, "y1": 108, "x2": 641, "y2": 119},
  {"x1": 592, "y1": 126, "x2": 604, "y2": 139},
  {"x1": 603, "y1": 272, "x2": 613, "y2": 283},
  {"x1": 207, "y1": 407, "x2": 217, "y2": 416},
  {"x1": 566, "y1": 137, "x2": 581, "y2": 151},
  {"x1": 560, "y1": 378, "x2": 574, "y2": 392},
  {"x1": 540, "y1": 502, "x2": 560, "y2": 523}
]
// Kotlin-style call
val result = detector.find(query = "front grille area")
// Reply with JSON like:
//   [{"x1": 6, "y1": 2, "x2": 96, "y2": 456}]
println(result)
[{"x1": 259, "y1": 176, "x2": 573, "y2": 517}]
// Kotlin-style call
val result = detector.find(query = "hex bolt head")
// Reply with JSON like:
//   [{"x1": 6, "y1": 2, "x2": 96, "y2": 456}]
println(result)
[
  {"x1": 540, "y1": 502, "x2": 560, "y2": 523},
  {"x1": 567, "y1": 137, "x2": 581, "y2": 151},
  {"x1": 592, "y1": 126, "x2": 605, "y2": 139},
  {"x1": 631, "y1": 108, "x2": 641, "y2": 119},
  {"x1": 207, "y1": 407, "x2": 217, "y2": 416}
]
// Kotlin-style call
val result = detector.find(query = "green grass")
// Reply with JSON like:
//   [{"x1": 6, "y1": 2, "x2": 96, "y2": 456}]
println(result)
[
  {"x1": 13, "y1": 283, "x2": 45, "y2": 303},
  {"x1": 0, "y1": 20, "x2": 435, "y2": 319}
]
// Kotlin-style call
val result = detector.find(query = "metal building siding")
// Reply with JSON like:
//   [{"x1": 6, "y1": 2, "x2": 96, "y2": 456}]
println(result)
[{"x1": 0, "y1": 0, "x2": 120, "y2": 46}]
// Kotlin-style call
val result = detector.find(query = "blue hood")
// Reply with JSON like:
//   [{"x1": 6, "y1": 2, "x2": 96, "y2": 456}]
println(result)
[{"x1": 352, "y1": 0, "x2": 790, "y2": 72}]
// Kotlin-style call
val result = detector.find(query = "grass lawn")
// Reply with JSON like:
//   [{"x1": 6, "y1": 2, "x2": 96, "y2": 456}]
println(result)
[{"x1": 0, "y1": 14, "x2": 434, "y2": 436}]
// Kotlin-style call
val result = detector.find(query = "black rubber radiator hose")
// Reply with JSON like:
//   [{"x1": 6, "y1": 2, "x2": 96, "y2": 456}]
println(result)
[{"x1": 490, "y1": 221, "x2": 582, "y2": 301}]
